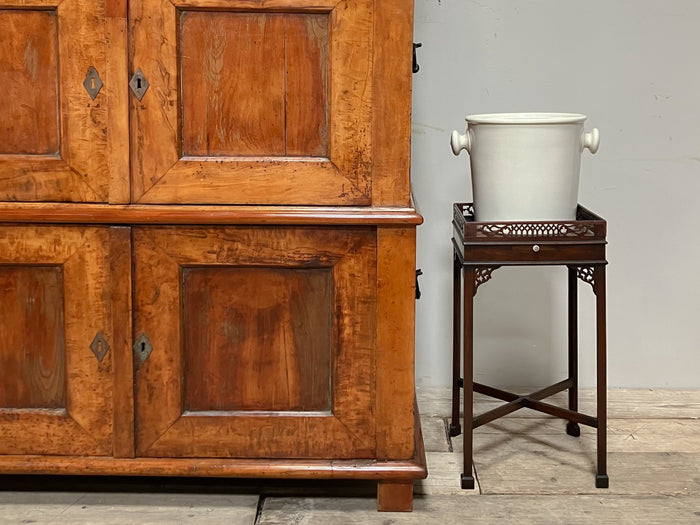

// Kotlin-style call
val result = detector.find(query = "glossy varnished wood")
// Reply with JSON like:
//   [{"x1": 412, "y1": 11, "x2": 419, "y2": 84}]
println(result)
[
  {"x1": 0, "y1": 203, "x2": 422, "y2": 225},
  {"x1": 0, "y1": 454, "x2": 426, "y2": 480}
]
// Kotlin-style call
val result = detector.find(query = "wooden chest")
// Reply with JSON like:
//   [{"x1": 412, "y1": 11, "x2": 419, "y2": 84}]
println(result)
[{"x1": 0, "y1": 0, "x2": 424, "y2": 512}]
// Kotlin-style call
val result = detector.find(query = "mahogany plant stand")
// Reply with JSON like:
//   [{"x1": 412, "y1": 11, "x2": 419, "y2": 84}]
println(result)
[{"x1": 450, "y1": 203, "x2": 609, "y2": 490}]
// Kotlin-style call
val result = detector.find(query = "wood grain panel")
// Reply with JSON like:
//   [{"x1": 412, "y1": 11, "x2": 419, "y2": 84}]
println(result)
[
  {"x1": 0, "y1": 266, "x2": 65, "y2": 408},
  {"x1": 183, "y1": 267, "x2": 332, "y2": 412},
  {"x1": 105, "y1": 0, "x2": 130, "y2": 203},
  {"x1": 376, "y1": 227, "x2": 416, "y2": 460},
  {"x1": 134, "y1": 226, "x2": 376, "y2": 458},
  {"x1": 0, "y1": 202, "x2": 423, "y2": 225},
  {"x1": 137, "y1": 158, "x2": 369, "y2": 205},
  {"x1": 0, "y1": 10, "x2": 58, "y2": 155},
  {"x1": 0, "y1": 157, "x2": 101, "y2": 202},
  {"x1": 57, "y1": 0, "x2": 111, "y2": 199},
  {"x1": 109, "y1": 226, "x2": 134, "y2": 458},
  {"x1": 129, "y1": 0, "x2": 179, "y2": 201},
  {"x1": 131, "y1": 0, "x2": 371, "y2": 205},
  {"x1": 371, "y1": 0, "x2": 414, "y2": 205},
  {"x1": 132, "y1": 229, "x2": 184, "y2": 455},
  {"x1": 285, "y1": 14, "x2": 328, "y2": 156},
  {"x1": 181, "y1": 12, "x2": 286, "y2": 156},
  {"x1": 55, "y1": 227, "x2": 114, "y2": 453},
  {"x1": 0, "y1": 0, "x2": 122, "y2": 202},
  {"x1": 328, "y1": 0, "x2": 372, "y2": 189},
  {"x1": 0, "y1": 225, "x2": 114, "y2": 456}
]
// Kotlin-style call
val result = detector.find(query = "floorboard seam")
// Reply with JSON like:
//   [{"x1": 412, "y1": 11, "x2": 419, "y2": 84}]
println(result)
[
  {"x1": 254, "y1": 494, "x2": 266, "y2": 524},
  {"x1": 443, "y1": 417, "x2": 454, "y2": 453}
]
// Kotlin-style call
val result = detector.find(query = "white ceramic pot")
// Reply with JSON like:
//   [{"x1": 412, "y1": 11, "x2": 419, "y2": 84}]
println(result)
[{"x1": 450, "y1": 113, "x2": 600, "y2": 222}]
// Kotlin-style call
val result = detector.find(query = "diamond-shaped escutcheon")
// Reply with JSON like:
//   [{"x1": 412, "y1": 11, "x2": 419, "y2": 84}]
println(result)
[
  {"x1": 83, "y1": 66, "x2": 103, "y2": 100},
  {"x1": 90, "y1": 331, "x2": 110, "y2": 362},
  {"x1": 133, "y1": 333, "x2": 153, "y2": 363},
  {"x1": 129, "y1": 68, "x2": 149, "y2": 101}
]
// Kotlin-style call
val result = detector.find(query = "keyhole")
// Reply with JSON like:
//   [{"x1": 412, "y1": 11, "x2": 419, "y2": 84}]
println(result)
[
  {"x1": 140, "y1": 341, "x2": 146, "y2": 353},
  {"x1": 90, "y1": 77, "x2": 95, "y2": 89},
  {"x1": 136, "y1": 77, "x2": 142, "y2": 90},
  {"x1": 97, "y1": 341, "x2": 102, "y2": 353}
]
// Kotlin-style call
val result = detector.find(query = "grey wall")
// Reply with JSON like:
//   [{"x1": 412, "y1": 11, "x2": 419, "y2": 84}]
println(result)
[{"x1": 411, "y1": 0, "x2": 700, "y2": 388}]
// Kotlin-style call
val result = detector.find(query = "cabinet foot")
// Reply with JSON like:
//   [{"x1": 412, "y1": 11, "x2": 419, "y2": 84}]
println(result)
[
  {"x1": 449, "y1": 423, "x2": 462, "y2": 437},
  {"x1": 377, "y1": 480, "x2": 414, "y2": 512}
]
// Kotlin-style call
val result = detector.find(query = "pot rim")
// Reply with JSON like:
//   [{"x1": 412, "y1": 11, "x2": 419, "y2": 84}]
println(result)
[{"x1": 465, "y1": 112, "x2": 587, "y2": 124}]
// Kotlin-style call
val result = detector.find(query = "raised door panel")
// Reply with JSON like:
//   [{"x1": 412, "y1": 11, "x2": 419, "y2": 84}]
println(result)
[
  {"x1": 130, "y1": 0, "x2": 372, "y2": 205},
  {"x1": 0, "y1": 225, "x2": 119, "y2": 455},
  {"x1": 133, "y1": 226, "x2": 376, "y2": 458},
  {"x1": 0, "y1": 1, "x2": 128, "y2": 203}
]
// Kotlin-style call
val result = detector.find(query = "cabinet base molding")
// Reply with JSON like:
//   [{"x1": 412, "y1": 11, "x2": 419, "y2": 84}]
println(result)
[
  {"x1": 0, "y1": 454, "x2": 425, "y2": 480},
  {"x1": 0, "y1": 418, "x2": 425, "y2": 512}
]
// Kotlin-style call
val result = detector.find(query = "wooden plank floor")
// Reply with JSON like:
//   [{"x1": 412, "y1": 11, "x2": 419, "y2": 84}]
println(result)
[{"x1": 0, "y1": 388, "x2": 698, "y2": 524}]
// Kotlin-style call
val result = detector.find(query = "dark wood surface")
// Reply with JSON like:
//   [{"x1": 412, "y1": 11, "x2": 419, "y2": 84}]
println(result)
[
  {"x1": 451, "y1": 203, "x2": 609, "y2": 489},
  {"x1": 183, "y1": 267, "x2": 332, "y2": 412},
  {"x1": 0, "y1": 266, "x2": 65, "y2": 409},
  {"x1": 181, "y1": 13, "x2": 286, "y2": 156},
  {"x1": 0, "y1": 10, "x2": 58, "y2": 156}
]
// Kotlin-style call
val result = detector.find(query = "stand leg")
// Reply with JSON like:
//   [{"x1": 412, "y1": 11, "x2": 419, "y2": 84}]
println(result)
[
  {"x1": 461, "y1": 267, "x2": 476, "y2": 490},
  {"x1": 450, "y1": 253, "x2": 462, "y2": 437},
  {"x1": 594, "y1": 265, "x2": 609, "y2": 488},
  {"x1": 567, "y1": 267, "x2": 581, "y2": 438},
  {"x1": 377, "y1": 480, "x2": 414, "y2": 512}
]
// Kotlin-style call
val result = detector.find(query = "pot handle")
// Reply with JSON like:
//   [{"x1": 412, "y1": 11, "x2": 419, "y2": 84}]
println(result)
[
  {"x1": 583, "y1": 128, "x2": 600, "y2": 154},
  {"x1": 451, "y1": 128, "x2": 471, "y2": 155}
]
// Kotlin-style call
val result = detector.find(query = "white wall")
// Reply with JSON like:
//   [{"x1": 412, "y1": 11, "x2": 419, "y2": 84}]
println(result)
[{"x1": 411, "y1": 0, "x2": 700, "y2": 388}]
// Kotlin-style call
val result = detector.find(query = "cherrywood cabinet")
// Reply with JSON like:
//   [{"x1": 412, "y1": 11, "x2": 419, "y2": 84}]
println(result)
[{"x1": 0, "y1": 0, "x2": 423, "y2": 512}]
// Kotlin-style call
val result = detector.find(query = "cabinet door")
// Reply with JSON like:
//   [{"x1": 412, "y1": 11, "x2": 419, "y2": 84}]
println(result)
[
  {"x1": 0, "y1": 1, "x2": 128, "y2": 202},
  {"x1": 0, "y1": 225, "x2": 121, "y2": 455},
  {"x1": 130, "y1": 0, "x2": 373, "y2": 205},
  {"x1": 133, "y1": 226, "x2": 376, "y2": 458}
]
